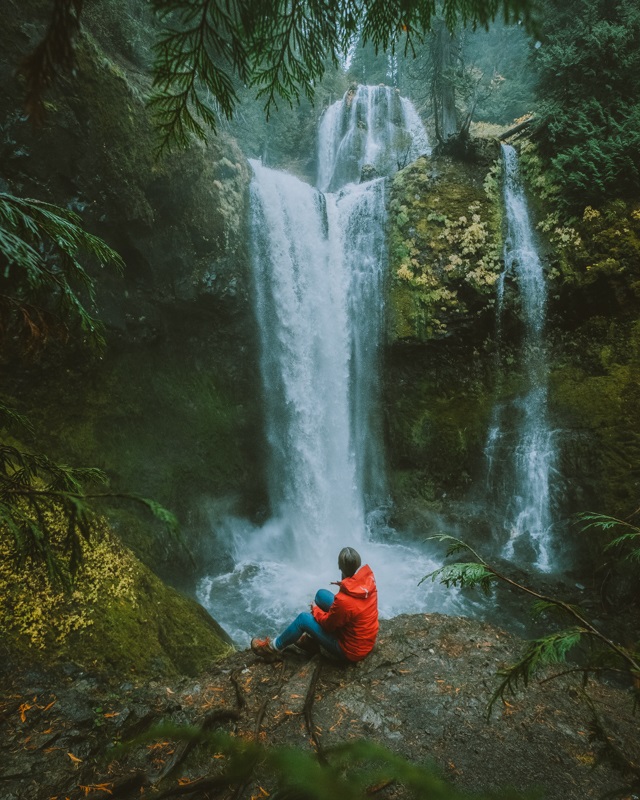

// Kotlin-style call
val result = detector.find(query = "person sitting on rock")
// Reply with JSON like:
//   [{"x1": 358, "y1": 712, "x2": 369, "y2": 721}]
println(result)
[{"x1": 251, "y1": 547, "x2": 378, "y2": 663}]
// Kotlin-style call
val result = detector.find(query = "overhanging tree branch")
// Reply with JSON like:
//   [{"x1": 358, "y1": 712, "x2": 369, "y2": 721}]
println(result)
[
  {"x1": 21, "y1": 0, "x2": 537, "y2": 151},
  {"x1": 424, "y1": 533, "x2": 640, "y2": 714}
]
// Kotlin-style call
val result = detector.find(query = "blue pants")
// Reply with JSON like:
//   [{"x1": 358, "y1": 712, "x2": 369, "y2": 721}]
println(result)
[{"x1": 274, "y1": 589, "x2": 348, "y2": 661}]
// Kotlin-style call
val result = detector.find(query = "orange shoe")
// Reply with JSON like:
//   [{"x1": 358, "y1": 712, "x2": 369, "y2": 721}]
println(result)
[{"x1": 251, "y1": 636, "x2": 281, "y2": 662}]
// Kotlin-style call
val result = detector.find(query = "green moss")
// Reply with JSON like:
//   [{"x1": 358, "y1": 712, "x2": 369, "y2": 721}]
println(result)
[
  {"x1": 548, "y1": 317, "x2": 640, "y2": 516},
  {"x1": 0, "y1": 515, "x2": 233, "y2": 680},
  {"x1": 384, "y1": 338, "x2": 497, "y2": 506},
  {"x1": 72, "y1": 566, "x2": 233, "y2": 678},
  {"x1": 387, "y1": 150, "x2": 502, "y2": 344}
]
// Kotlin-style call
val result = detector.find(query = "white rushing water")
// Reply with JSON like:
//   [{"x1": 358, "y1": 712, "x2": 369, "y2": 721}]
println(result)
[
  {"x1": 198, "y1": 87, "x2": 466, "y2": 645},
  {"x1": 485, "y1": 144, "x2": 556, "y2": 572},
  {"x1": 317, "y1": 85, "x2": 432, "y2": 193}
]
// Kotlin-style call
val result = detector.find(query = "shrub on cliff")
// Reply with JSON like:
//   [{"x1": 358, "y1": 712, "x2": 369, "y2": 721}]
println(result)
[{"x1": 533, "y1": 0, "x2": 640, "y2": 212}]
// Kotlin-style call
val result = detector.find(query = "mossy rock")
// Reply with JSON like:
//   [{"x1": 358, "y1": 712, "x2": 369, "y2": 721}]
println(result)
[
  {"x1": 0, "y1": 515, "x2": 233, "y2": 681},
  {"x1": 384, "y1": 339, "x2": 497, "y2": 505},
  {"x1": 547, "y1": 318, "x2": 640, "y2": 516},
  {"x1": 387, "y1": 149, "x2": 502, "y2": 344}
]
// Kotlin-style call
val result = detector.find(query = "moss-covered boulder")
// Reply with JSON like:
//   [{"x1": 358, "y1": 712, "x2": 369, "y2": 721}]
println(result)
[
  {"x1": 387, "y1": 150, "x2": 502, "y2": 343},
  {"x1": 0, "y1": 515, "x2": 233, "y2": 680},
  {"x1": 384, "y1": 149, "x2": 503, "y2": 514}
]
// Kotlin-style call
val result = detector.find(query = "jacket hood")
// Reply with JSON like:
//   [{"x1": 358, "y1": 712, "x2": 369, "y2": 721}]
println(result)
[{"x1": 339, "y1": 564, "x2": 376, "y2": 599}]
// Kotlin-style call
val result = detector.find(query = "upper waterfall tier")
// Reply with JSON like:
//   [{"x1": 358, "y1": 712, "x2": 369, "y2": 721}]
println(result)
[{"x1": 317, "y1": 85, "x2": 431, "y2": 192}]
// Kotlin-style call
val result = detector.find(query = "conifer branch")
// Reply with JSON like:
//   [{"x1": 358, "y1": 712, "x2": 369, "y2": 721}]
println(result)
[
  {"x1": 0, "y1": 193, "x2": 124, "y2": 352},
  {"x1": 19, "y1": 0, "x2": 84, "y2": 124},
  {"x1": 20, "y1": 0, "x2": 536, "y2": 150},
  {"x1": 250, "y1": 0, "x2": 339, "y2": 116},
  {"x1": 149, "y1": 0, "x2": 241, "y2": 154},
  {"x1": 426, "y1": 533, "x2": 640, "y2": 714}
]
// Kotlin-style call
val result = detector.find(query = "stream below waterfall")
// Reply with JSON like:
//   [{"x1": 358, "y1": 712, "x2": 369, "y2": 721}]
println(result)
[{"x1": 197, "y1": 89, "x2": 560, "y2": 646}]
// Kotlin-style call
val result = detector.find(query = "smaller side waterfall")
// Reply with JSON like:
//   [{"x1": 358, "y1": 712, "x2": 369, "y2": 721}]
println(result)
[{"x1": 485, "y1": 145, "x2": 556, "y2": 572}]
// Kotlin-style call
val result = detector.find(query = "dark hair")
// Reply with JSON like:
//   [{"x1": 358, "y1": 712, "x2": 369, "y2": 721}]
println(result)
[{"x1": 338, "y1": 547, "x2": 361, "y2": 578}]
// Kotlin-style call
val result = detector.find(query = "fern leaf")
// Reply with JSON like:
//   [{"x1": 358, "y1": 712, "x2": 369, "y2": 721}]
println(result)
[
  {"x1": 421, "y1": 561, "x2": 497, "y2": 594},
  {"x1": 488, "y1": 628, "x2": 585, "y2": 715},
  {"x1": 531, "y1": 599, "x2": 585, "y2": 619},
  {"x1": 425, "y1": 533, "x2": 480, "y2": 558}
]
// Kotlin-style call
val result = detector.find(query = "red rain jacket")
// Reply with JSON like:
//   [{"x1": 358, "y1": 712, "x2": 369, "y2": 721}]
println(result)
[{"x1": 312, "y1": 564, "x2": 379, "y2": 661}]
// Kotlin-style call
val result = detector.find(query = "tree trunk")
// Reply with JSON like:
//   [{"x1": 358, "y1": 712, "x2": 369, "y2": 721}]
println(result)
[{"x1": 431, "y1": 18, "x2": 459, "y2": 144}]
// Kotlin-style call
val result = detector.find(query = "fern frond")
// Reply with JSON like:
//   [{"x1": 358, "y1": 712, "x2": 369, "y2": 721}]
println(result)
[
  {"x1": 531, "y1": 599, "x2": 584, "y2": 619},
  {"x1": 488, "y1": 628, "x2": 585, "y2": 714},
  {"x1": 578, "y1": 511, "x2": 631, "y2": 532},
  {"x1": 425, "y1": 533, "x2": 483, "y2": 560},
  {"x1": 421, "y1": 562, "x2": 498, "y2": 594},
  {"x1": 0, "y1": 403, "x2": 34, "y2": 434},
  {"x1": 128, "y1": 495, "x2": 180, "y2": 536},
  {"x1": 578, "y1": 511, "x2": 640, "y2": 564}
]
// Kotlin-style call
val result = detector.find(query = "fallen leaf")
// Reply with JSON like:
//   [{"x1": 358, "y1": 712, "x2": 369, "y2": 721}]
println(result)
[{"x1": 78, "y1": 784, "x2": 113, "y2": 796}]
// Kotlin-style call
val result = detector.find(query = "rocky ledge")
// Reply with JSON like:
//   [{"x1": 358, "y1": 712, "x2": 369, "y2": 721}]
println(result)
[{"x1": 1, "y1": 614, "x2": 636, "y2": 800}]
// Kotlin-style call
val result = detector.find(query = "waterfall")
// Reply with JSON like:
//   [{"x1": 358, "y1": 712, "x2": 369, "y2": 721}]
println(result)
[
  {"x1": 485, "y1": 144, "x2": 556, "y2": 572},
  {"x1": 198, "y1": 87, "x2": 464, "y2": 644},
  {"x1": 248, "y1": 162, "x2": 372, "y2": 558},
  {"x1": 317, "y1": 85, "x2": 431, "y2": 193}
]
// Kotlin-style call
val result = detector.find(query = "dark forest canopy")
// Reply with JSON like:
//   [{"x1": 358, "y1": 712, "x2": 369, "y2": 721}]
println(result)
[{"x1": 534, "y1": 0, "x2": 640, "y2": 210}]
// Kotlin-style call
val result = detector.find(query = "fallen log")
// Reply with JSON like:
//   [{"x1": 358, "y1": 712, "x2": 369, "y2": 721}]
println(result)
[{"x1": 499, "y1": 116, "x2": 535, "y2": 140}]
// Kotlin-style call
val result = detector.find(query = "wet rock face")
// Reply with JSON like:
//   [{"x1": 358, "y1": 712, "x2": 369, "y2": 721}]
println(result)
[
  {"x1": 382, "y1": 146, "x2": 640, "y2": 529},
  {"x1": 0, "y1": 613, "x2": 635, "y2": 800},
  {"x1": 383, "y1": 152, "x2": 503, "y2": 510},
  {"x1": 386, "y1": 152, "x2": 502, "y2": 345},
  {"x1": 0, "y1": 1, "x2": 253, "y2": 326},
  {"x1": 0, "y1": 1, "x2": 263, "y2": 571}
]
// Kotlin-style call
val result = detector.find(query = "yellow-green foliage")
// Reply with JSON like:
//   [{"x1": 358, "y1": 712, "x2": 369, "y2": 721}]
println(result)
[
  {"x1": 519, "y1": 141, "x2": 640, "y2": 297},
  {"x1": 388, "y1": 153, "x2": 502, "y2": 341},
  {"x1": 0, "y1": 506, "x2": 233, "y2": 677},
  {"x1": 517, "y1": 140, "x2": 562, "y2": 206},
  {"x1": 0, "y1": 512, "x2": 135, "y2": 649},
  {"x1": 573, "y1": 202, "x2": 640, "y2": 296}
]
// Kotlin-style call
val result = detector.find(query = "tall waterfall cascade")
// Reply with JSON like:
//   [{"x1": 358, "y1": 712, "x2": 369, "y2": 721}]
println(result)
[
  {"x1": 198, "y1": 86, "x2": 462, "y2": 644},
  {"x1": 485, "y1": 144, "x2": 556, "y2": 572}
]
